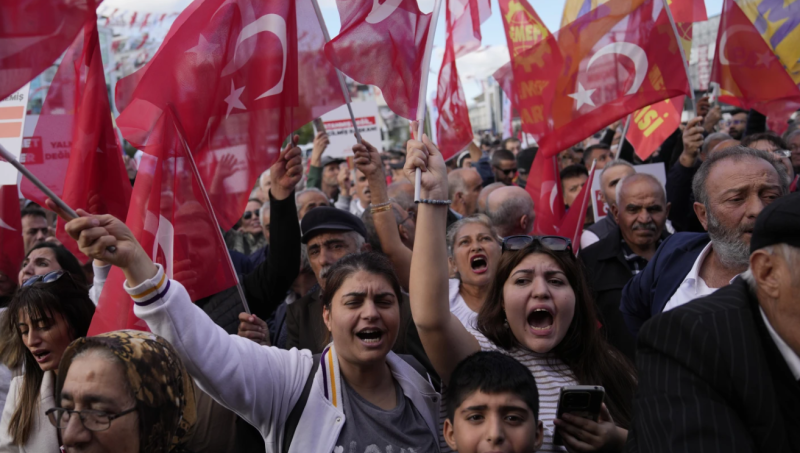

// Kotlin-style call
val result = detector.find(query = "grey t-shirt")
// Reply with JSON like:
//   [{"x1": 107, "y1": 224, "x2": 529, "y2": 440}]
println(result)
[{"x1": 333, "y1": 377, "x2": 439, "y2": 453}]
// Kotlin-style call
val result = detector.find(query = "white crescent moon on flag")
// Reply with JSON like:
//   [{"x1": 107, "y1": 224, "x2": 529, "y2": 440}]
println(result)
[
  {"x1": 718, "y1": 25, "x2": 751, "y2": 65},
  {"x1": 220, "y1": 14, "x2": 287, "y2": 100},
  {"x1": 0, "y1": 217, "x2": 15, "y2": 231},
  {"x1": 587, "y1": 42, "x2": 648, "y2": 95},
  {"x1": 366, "y1": 0, "x2": 403, "y2": 24}
]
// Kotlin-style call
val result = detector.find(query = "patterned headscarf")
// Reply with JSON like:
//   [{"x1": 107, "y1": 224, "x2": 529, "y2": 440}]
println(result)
[{"x1": 56, "y1": 330, "x2": 197, "y2": 452}]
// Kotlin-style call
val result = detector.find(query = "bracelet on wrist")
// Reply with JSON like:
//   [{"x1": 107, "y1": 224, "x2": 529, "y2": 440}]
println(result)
[
  {"x1": 370, "y1": 204, "x2": 393, "y2": 214},
  {"x1": 416, "y1": 199, "x2": 452, "y2": 206}
]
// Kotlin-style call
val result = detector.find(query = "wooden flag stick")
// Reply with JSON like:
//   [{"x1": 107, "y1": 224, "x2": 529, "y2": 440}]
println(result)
[
  {"x1": 660, "y1": 0, "x2": 696, "y2": 115},
  {"x1": 310, "y1": 0, "x2": 362, "y2": 144},
  {"x1": 414, "y1": 0, "x2": 444, "y2": 202},
  {"x1": 167, "y1": 104, "x2": 251, "y2": 315}
]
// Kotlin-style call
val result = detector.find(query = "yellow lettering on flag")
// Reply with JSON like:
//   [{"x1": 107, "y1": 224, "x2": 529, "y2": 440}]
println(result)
[{"x1": 520, "y1": 80, "x2": 550, "y2": 99}]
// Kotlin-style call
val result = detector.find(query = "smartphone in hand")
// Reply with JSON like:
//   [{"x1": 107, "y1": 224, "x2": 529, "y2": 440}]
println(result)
[{"x1": 553, "y1": 385, "x2": 605, "y2": 445}]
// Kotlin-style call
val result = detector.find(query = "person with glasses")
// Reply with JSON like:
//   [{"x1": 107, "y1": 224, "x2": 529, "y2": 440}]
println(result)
[
  {"x1": 224, "y1": 198, "x2": 267, "y2": 256},
  {"x1": 50, "y1": 330, "x2": 196, "y2": 453},
  {"x1": 0, "y1": 271, "x2": 95, "y2": 452},
  {"x1": 405, "y1": 134, "x2": 636, "y2": 452},
  {"x1": 491, "y1": 149, "x2": 518, "y2": 186},
  {"x1": 726, "y1": 109, "x2": 748, "y2": 140},
  {"x1": 741, "y1": 133, "x2": 798, "y2": 190}
]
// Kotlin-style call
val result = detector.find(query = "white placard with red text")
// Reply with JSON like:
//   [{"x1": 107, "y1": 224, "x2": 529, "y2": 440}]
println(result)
[
  {"x1": 0, "y1": 84, "x2": 30, "y2": 185},
  {"x1": 591, "y1": 162, "x2": 667, "y2": 221},
  {"x1": 317, "y1": 101, "x2": 382, "y2": 158}
]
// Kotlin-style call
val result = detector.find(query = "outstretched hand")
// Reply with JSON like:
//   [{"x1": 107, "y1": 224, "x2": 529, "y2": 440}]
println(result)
[
  {"x1": 554, "y1": 403, "x2": 626, "y2": 453},
  {"x1": 404, "y1": 134, "x2": 447, "y2": 200},
  {"x1": 270, "y1": 135, "x2": 302, "y2": 201}
]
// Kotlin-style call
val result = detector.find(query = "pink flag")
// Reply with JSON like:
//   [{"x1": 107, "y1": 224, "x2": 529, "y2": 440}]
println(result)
[
  {"x1": 449, "y1": 0, "x2": 491, "y2": 57},
  {"x1": 21, "y1": 19, "x2": 132, "y2": 263},
  {"x1": 116, "y1": 0, "x2": 345, "y2": 231},
  {"x1": 324, "y1": 0, "x2": 432, "y2": 120}
]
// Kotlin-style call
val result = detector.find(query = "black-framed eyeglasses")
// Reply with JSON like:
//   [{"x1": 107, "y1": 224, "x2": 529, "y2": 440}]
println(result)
[
  {"x1": 493, "y1": 166, "x2": 517, "y2": 176},
  {"x1": 46, "y1": 406, "x2": 137, "y2": 432},
  {"x1": 22, "y1": 270, "x2": 66, "y2": 288},
  {"x1": 242, "y1": 210, "x2": 260, "y2": 220},
  {"x1": 502, "y1": 235, "x2": 573, "y2": 253}
]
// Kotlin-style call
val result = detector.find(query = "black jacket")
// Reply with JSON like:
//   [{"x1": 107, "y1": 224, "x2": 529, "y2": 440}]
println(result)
[
  {"x1": 628, "y1": 278, "x2": 800, "y2": 452},
  {"x1": 579, "y1": 227, "x2": 643, "y2": 359},
  {"x1": 196, "y1": 191, "x2": 301, "y2": 333},
  {"x1": 286, "y1": 289, "x2": 440, "y2": 389}
]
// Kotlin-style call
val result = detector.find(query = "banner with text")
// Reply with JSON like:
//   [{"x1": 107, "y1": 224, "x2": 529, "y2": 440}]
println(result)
[
  {"x1": 318, "y1": 101, "x2": 382, "y2": 158},
  {"x1": 0, "y1": 84, "x2": 30, "y2": 185},
  {"x1": 591, "y1": 162, "x2": 667, "y2": 220}
]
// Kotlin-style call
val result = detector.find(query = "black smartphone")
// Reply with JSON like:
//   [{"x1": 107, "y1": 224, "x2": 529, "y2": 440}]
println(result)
[{"x1": 553, "y1": 385, "x2": 605, "y2": 445}]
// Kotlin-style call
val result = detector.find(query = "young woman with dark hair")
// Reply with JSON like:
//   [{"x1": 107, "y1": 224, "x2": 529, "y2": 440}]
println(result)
[
  {"x1": 17, "y1": 242, "x2": 86, "y2": 288},
  {"x1": 405, "y1": 135, "x2": 636, "y2": 453},
  {"x1": 0, "y1": 273, "x2": 95, "y2": 451},
  {"x1": 61, "y1": 208, "x2": 442, "y2": 452}
]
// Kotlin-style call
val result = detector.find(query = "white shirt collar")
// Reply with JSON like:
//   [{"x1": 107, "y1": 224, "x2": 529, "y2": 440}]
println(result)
[
  {"x1": 684, "y1": 242, "x2": 739, "y2": 294},
  {"x1": 760, "y1": 307, "x2": 800, "y2": 380}
]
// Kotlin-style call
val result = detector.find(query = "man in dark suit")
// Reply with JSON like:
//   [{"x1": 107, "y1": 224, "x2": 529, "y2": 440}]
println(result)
[
  {"x1": 580, "y1": 174, "x2": 670, "y2": 359},
  {"x1": 628, "y1": 192, "x2": 800, "y2": 452},
  {"x1": 620, "y1": 146, "x2": 788, "y2": 338}
]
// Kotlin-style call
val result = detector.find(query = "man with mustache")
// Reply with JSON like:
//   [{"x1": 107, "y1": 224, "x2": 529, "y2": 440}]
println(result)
[
  {"x1": 580, "y1": 174, "x2": 671, "y2": 359},
  {"x1": 620, "y1": 147, "x2": 788, "y2": 338}
]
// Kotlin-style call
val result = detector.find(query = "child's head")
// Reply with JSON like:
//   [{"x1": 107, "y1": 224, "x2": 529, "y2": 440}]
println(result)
[{"x1": 444, "y1": 351, "x2": 543, "y2": 453}]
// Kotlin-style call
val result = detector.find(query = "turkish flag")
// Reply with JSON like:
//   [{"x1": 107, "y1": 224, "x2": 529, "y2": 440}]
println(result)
[
  {"x1": 116, "y1": 0, "x2": 345, "y2": 231},
  {"x1": 20, "y1": 19, "x2": 132, "y2": 263},
  {"x1": 625, "y1": 95, "x2": 683, "y2": 161},
  {"x1": 436, "y1": 0, "x2": 490, "y2": 159},
  {"x1": 89, "y1": 112, "x2": 239, "y2": 335},
  {"x1": 510, "y1": 0, "x2": 690, "y2": 156},
  {"x1": 0, "y1": 185, "x2": 24, "y2": 284},
  {"x1": 0, "y1": 0, "x2": 97, "y2": 101},
  {"x1": 324, "y1": 0, "x2": 431, "y2": 120},
  {"x1": 527, "y1": 150, "x2": 565, "y2": 236},
  {"x1": 559, "y1": 163, "x2": 595, "y2": 254},
  {"x1": 710, "y1": 0, "x2": 800, "y2": 135}
]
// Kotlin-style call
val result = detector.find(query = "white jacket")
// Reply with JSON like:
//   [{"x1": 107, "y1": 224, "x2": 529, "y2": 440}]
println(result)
[
  {"x1": 0, "y1": 371, "x2": 59, "y2": 453},
  {"x1": 130, "y1": 265, "x2": 441, "y2": 453}
]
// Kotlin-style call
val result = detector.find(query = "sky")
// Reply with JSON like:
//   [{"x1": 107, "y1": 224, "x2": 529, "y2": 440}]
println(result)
[{"x1": 101, "y1": 0, "x2": 725, "y2": 105}]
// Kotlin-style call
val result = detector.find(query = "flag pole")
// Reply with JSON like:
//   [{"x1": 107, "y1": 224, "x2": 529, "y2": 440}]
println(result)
[
  {"x1": 660, "y1": 0, "x2": 696, "y2": 115},
  {"x1": 167, "y1": 105, "x2": 251, "y2": 315},
  {"x1": 618, "y1": 114, "x2": 632, "y2": 157},
  {"x1": 0, "y1": 143, "x2": 79, "y2": 219},
  {"x1": 310, "y1": 0, "x2": 362, "y2": 144},
  {"x1": 414, "y1": 0, "x2": 444, "y2": 202}
]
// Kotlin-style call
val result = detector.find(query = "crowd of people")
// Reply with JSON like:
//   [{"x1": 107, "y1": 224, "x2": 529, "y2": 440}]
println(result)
[{"x1": 0, "y1": 102, "x2": 799, "y2": 453}]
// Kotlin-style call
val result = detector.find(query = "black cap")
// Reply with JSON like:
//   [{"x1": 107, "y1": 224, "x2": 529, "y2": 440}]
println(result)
[
  {"x1": 516, "y1": 147, "x2": 538, "y2": 173},
  {"x1": 321, "y1": 156, "x2": 346, "y2": 168},
  {"x1": 301, "y1": 206, "x2": 368, "y2": 244},
  {"x1": 750, "y1": 192, "x2": 800, "y2": 253}
]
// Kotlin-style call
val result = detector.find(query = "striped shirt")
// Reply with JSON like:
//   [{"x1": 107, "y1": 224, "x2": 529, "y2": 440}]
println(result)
[{"x1": 469, "y1": 329, "x2": 576, "y2": 452}]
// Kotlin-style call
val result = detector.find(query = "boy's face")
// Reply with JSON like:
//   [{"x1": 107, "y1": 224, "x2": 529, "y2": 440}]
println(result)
[{"x1": 444, "y1": 391, "x2": 543, "y2": 453}]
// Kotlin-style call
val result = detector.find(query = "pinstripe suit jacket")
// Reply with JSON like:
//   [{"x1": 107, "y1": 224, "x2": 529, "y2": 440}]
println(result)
[{"x1": 627, "y1": 278, "x2": 800, "y2": 453}]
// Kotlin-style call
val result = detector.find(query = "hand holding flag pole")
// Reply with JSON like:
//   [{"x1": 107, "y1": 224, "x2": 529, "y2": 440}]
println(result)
[{"x1": 414, "y1": 0, "x2": 444, "y2": 202}]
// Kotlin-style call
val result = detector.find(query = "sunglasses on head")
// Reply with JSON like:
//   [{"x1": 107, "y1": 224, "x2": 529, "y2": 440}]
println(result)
[
  {"x1": 22, "y1": 270, "x2": 68, "y2": 288},
  {"x1": 242, "y1": 210, "x2": 260, "y2": 220},
  {"x1": 501, "y1": 235, "x2": 573, "y2": 253}
]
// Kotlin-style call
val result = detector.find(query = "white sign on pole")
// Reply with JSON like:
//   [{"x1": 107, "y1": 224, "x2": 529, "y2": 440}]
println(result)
[
  {"x1": 590, "y1": 162, "x2": 667, "y2": 221},
  {"x1": 318, "y1": 101, "x2": 382, "y2": 158},
  {"x1": 0, "y1": 84, "x2": 30, "y2": 185}
]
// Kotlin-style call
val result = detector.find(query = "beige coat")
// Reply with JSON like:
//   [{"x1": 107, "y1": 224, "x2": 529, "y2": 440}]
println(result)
[{"x1": 0, "y1": 371, "x2": 60, "y2": 453}]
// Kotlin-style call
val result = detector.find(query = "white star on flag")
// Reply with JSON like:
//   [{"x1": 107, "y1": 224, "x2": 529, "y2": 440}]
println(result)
[
  {"x1": 568, "y1": 83, "x2": 596, "y2": 110},
  {"x1": 755, "y1": 51, "x2": 772, "y2": 68},
  {"x1": 185, "y1": 34, "x2": 220, "y2": 66},
  {"x1": 224, "y1": 81, "x2": 246, "y2": 118}
]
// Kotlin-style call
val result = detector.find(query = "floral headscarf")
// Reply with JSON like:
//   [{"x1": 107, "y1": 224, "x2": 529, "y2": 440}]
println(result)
[{"x1": 56, "y1": 330, "x2": 197, "y2": 452}]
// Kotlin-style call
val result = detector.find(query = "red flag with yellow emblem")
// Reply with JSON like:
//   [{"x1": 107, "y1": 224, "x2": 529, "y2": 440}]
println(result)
[{"x1": 625, "y1": 95, "x2": 684, "y2": 161}]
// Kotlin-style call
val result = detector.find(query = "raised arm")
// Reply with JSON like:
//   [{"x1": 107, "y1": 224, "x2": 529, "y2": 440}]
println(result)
[
  {"x1": 353, "y1": 140, "x2": 412, "y2": 290},
  {"x1": 405, "y1": 135, "x2": 479, "y2": 384}
]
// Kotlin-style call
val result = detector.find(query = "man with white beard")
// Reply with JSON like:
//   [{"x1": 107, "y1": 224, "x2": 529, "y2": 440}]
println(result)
[{"x1": 620, "y1": 146, "x2": 788, "y2": 338}]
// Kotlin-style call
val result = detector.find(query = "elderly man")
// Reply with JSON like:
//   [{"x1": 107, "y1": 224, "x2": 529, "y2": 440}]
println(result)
[
  {"x1": 20, "y1": 206, "x2": 49, "y2": 252},
  {"x1": 447, "y1": 168, "x2": 482, "y2": 227},
  {"x1": 629, "y1": 192, "x2": 800, "y2": 452},
  {"x1": 491, "y1": 149, "x2": 518, "y2": 185},
  {"x1": 476, "y1": 182, "x2": 505, "y2": 214},
  {"x1": 581, "y1": 160, "x2": 636, "y2": 249},
  {"x1": 485, "y1": 186, "x2": 534, "y2": 238},
  {"x1": 295, "y1": 188, "x2": 331, "y2": 220},
  {"x1": 620, "y1": 146, "x2": 788, "y2": 338},
  {"x1": 580, "y1": 174, "x2": 670, "y2": 358}
]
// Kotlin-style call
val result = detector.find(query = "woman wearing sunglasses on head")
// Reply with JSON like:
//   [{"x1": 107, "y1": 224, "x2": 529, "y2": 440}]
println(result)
[
  {"x1": 406, "y1": 136, "x2": 637, "y2": 453},
  {"x1": 0, "y1": 271, "x2": 95, "y2": 452}
]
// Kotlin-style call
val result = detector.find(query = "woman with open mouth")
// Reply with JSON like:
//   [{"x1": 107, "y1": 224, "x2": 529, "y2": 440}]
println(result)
[
  {"x1": 60, "y1": 208, "x2": 442, "y2": 453},
  {"x1": 406, "y1": 135, "x2": 637, "y2": 453},
  {"x1": 446, "y1": 215, "x2": 502, "y2": 329},
  {"x1": 0, "y1": 271, "x2": 95, "y2": 451}
]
